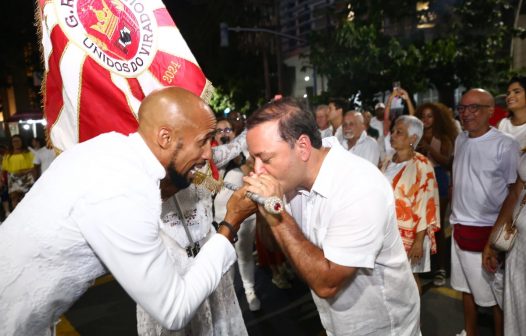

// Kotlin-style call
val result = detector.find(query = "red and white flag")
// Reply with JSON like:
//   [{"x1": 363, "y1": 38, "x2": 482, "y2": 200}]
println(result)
[{"x1": 37, "y1": 0, "x2": 214, "y2": 151}]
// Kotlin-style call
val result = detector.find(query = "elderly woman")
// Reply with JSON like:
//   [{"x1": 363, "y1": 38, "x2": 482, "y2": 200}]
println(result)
[{"x1": 381, "y1": 115, "x2": 440, "y2": 293}]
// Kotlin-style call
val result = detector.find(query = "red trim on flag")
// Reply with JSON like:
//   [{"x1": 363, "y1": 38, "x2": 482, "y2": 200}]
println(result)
[
  {"x1": 209, "y1": 160, "x2": 220, "y2": 180},
  {"x1": 126, "y1": 78, "x2": 145, "y2": 101},
  {"x1": 45, "y1": 26, "x2": 69, "y2": 128},
  {"x1": 154, "y1": 8, "x2": 176, "y2": 27},
  {"x1": 149, "y1": 50, "x2": 206, "y2": 97},
  {"x1": 78, "y1": 58, "x2": 139, "y2": 142}
]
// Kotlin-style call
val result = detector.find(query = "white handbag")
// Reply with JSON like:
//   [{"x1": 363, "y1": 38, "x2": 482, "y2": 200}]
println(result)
[{"x1": 490, "y1": 193, "x2": 524, "y2": 252}]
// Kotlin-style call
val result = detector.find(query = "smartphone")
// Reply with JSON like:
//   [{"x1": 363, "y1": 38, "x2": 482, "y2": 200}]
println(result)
[{"x1": 392, "y1": 81, "x2": 401, "y2": 91}]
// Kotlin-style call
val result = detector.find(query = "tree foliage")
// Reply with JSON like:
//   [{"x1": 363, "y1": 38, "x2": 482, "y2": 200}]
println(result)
[{"x1": 309, "y1": 0, "x2": 517, "y2": 107}]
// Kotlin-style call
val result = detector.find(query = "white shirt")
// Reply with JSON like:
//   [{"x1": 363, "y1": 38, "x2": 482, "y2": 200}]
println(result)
[
  {"x1": 33, "y1": 146, "x2": 57, "y2": 173},
  {"x1": 319, "y1": 126, "x2": 333, "y2": 139},
  {"x1": 341, "y1": 130, "x2": 380, "y2": 166},
  {"x1": 498, "y1": 118, "x2": 526, "y2": 152},
  {"x1": 384, "y1": 160, "x2": 407, "y2": 182},
  {"x1": 450, "y1": 128, "x2": 519, "y2": 227},
  {"x1": 0, "y1": 132, "x2": 236, "y2": 335},
  {"x1": 370, "y1": 117, "x2": 384, "y2": 135},
  {"x1": 285, "y1": 137, "x2": 420, "y2": 336},
  {"x1": 333, "y1": 125, "x2": 344, "y2": 144}
]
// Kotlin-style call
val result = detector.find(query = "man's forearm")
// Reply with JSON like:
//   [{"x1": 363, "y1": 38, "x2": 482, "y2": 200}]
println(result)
[{"x1": 267, "y1": 211, "x2": 355, "y2": 298}]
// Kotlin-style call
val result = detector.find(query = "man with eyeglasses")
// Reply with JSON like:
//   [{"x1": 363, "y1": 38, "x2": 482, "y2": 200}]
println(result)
[{"x1": 450, "y1": 89, "x2": 519, "y2": 336}]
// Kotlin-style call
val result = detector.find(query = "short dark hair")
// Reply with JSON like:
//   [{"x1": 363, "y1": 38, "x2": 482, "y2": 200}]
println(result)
[
  {"x1": 247, "y1": 97, "x2": 322, "y2": 149},
  {"x1": 32, "y1": 137, "x2": 45, "y2": 147},
  {"x1": 508, "y1": 76, "x2": 526, "y2": 91},
  {"x1": 328, "y1": 97, "x2": 347, "y2": 111}
]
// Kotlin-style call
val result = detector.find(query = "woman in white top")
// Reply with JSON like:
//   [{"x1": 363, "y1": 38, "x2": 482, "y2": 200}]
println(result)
[
  {"x1": 415, "y1": 102, "x2": 459, "y2": 287},
  {"x1": 483, "y1": 154, "x2": 526, "y2": 335},
  {"x1": 498, "y1": 76, "x2": 526, "y2": 151}
]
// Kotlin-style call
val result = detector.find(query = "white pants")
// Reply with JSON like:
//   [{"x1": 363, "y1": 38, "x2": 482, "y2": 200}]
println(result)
[
  {"x1": 235, "y1": 215, "x2": 257, "y2": 293},
  {"x1": 451, "y1": 238, "x2": 496, "y2": 307}
]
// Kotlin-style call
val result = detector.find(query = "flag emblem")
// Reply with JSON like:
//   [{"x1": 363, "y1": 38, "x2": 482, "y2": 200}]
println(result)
[
  {"x1": 56, "y1": 0, "x2": 156, "y2": 77},
  {"x1": 38, "y1": 0, "x2": 214, "y2": 151}
]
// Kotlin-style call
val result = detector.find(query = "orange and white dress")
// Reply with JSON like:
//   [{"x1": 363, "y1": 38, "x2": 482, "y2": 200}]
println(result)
[{"x1": 382, "y1": 153, "x2": 440, "y2": 271}]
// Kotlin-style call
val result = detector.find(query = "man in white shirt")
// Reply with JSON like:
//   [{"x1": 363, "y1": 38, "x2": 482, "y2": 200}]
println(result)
[
  {"x1": 238, "y1": 97, "x2": 420, "y2": 336},
  {"x1": 328, "y1": 98, "x2": 347, "y2": 143},
  {"x1": 30, "y1": 137, "x2": 56, "y2": 178},
  {"x1": 341, "y1": 111, "x2": 380, "y2": 166},
  {"x1": 363, "y1": 110, "x2": 380, "y2": 139},
  {"x1": 370, "y1": 102, "x2": 386, "y2": 136},
  {"x1": 0, "y1": 87, "x2": 255, "y2": 336},
  {"x1": 370, "y1": 102, "x2": 394, "y2": 161},
  {"x1": 450, "y1": 88, "x2": 519, "y2": 336},
  {"x1": 315, "y1": 104, "x2": 333, "y2": 139}
]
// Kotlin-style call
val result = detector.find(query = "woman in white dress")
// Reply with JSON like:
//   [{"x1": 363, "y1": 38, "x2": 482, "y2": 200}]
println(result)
[
  {"x1": 498, "y1": 76, "x2": 526, "y2": 150},
  {"x1": 380, "y1": 116, "x2": 440, "y2": 294},
  {"x1": 483, "y1": 154, "x2": 526, "y2": 335}
]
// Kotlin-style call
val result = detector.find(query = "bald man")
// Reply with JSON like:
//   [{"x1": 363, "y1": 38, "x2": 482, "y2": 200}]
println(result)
[
  {"x1": 0, "y1": 87, "x2": 255, "y2": 336},
  {"x1": 450, "y1": 89, "x2": 519, "y2": 336}
]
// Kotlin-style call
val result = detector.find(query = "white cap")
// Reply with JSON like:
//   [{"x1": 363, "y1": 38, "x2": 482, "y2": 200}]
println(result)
[{"x1": 374, "y1": 102, "x2": 385, "y2": 110}]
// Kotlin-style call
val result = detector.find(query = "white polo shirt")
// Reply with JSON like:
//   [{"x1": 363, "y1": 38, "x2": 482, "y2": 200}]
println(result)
[
  {"x1": 450, "y1": 128, "x2": 519, "y2": 227},
  {"x1": 341, "y1": 130, "x2": 380, "y2": 166},
  {"x1": 285, "y1": 137, "x2": 420, "y2": 336}
]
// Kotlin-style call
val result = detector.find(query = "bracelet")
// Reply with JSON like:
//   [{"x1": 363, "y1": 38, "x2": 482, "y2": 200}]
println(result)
[{"x1": 219, "y1": 220, "x2": 238, "y2": 243}]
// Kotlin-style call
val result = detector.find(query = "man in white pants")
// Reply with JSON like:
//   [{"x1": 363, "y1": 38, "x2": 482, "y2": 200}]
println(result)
[{"x1": 450, "y1": 88, "x2": 519, "y2": 336}]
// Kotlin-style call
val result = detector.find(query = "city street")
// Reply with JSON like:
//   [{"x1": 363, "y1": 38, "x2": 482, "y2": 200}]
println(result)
[{"x1": 57, "y1": 262, "x2": 495, "y2": 336}]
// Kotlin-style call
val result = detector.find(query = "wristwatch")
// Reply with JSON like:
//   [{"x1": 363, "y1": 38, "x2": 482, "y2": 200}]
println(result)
[{"x1": 218, "y1": 220, "x2": 238, "y2": 243}]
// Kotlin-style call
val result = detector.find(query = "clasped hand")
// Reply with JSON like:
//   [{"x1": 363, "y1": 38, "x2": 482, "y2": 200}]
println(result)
[{"x1": 243, "y1": 173, "x2": 284, "y2": 225}]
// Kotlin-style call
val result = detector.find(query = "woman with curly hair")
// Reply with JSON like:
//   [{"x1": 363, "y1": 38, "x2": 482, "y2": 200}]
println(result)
[{"x1": 415, "y1": 102, "x2": 459, "y2": 286}]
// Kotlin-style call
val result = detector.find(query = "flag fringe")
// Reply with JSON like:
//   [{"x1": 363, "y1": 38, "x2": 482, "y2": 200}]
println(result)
[
  {"x1": 34, "y1": 1, "x2": 53, "y2": 149},
  {"x1": 200, "y1": 80, "x2": 215, "y2": 105}
]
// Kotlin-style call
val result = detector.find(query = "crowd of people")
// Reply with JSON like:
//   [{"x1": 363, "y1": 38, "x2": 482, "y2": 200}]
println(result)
[
  {"x1": 0, "y1": 77, "x2": 525, "y2": 336},
  {"x1": 313, "y1": 78, "x2": 526, "y2": 336},
  {"x1": 0, "y1": 135, "x2": 55, "y2": 219}
]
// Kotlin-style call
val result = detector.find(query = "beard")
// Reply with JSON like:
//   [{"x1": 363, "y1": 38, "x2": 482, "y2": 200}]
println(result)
[
  {"x1": 343, "y1": 132, "x2": 354, "y2": 140},
  {"x1": 167, "y1": 161, "x2": 192, "y2": 190}
]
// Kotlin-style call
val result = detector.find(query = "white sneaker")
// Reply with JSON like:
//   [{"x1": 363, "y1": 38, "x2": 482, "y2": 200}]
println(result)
[
  {"x1": 245, "y1": 290, "x2": 261, "y2": 311},
  {"x1": 456, "y1": 330, "x2": 466, "y2": 336}
]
